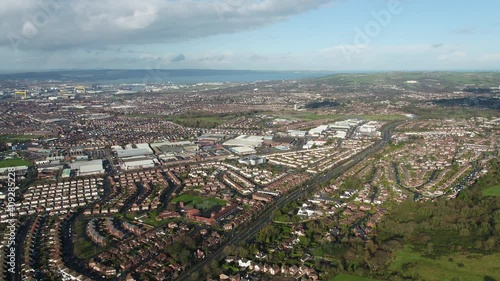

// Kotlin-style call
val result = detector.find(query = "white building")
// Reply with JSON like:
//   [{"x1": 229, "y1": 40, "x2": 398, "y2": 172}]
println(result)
[
  {"x1": 230, "y1": 147, "x2": 257, "y2": 156},
  {"x1": 238, "y1": 156, "x2": 266, "y2": 166},
  {"x1": 224, "y1": 135, "x2": 264, "y2": 148},
  {"x1": 71, "y1": 160, "x2": 104, "y2": 176},
  {"x1": 122, "y1": 159, "x2": 155, "y2": 170},
  {"x1": 288, "y1": 130, "x2": 308, "y2": 137},
  {"x1": 308, "y1": 125, "x2": 329, "y2": 137}
]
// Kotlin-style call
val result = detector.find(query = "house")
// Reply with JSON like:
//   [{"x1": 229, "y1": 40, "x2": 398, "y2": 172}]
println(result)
[{"x1": 237, "y1": 258, "x2": 252, "y2": 268}]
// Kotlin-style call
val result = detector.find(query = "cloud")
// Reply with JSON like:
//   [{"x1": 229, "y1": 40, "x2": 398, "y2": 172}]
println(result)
[
  {"x1": 438, "y1": 51, "x2": 466, "y2": 61},
  {"x1": 452, "y1": 27, "x2": 477, "y2": 34},
  {"x1": 432, "y1": 43, "x2": 443, "y2": 48},
  {"x1": 0, "y1": 0, "x2": 333, "y2": 51},
  {"x1": 198, "y1": 54, "x2": 228, "y2": 63},
  {"x1": 481, "y1": 53, "x2": 500, "y2": 61},
  {"x1": 171, "y1": 54, "x2": 186, "y2": 63}
]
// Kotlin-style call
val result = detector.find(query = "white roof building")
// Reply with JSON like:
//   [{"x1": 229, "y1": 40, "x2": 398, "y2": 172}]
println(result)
[
  {"x1": 308, "y1": 125, "x2": 329, "y2": 137},
  {"x1": 230, "y1": 147, "x2": 257, "y2": 156},
  {"x1": 71, "y1": 160, "x2": 104, "y2": 176},
  {"x1": 116, "y1": 148, "x2": 153, "y2": 158},
  {"x1": 224, "y1": 135, "x2": 264, "y2": 148},
  {"x1": 122, "y1": 159, "x2": 155, "y2": 170},
  {"x1": 288, "y1": 130, "x2": 308, "y2": 137}
]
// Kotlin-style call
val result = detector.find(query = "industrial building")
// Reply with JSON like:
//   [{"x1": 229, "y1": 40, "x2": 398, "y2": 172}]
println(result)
[
  {"x1": 303, "y1": 140, "x2": 327, "y2": 149},
  {"x1": 113, "y1": 143, "x2": 157, "y2": 170},
  {"x1": 114, "y1": 143, "x2": 154, "y2": 158},
  {"x1": 356, "y1": 121, "x2": 382, "y2": 137},
  {"x1": 71, "y1": 159, "x2": 104, "y2": 176},
  {"x1": 230, "y1": 146, "x2": 257, "y2": 156},
  {"x1": 197, "y1": 133, "x2": 227, "y2": 142},
  {"x1": 308, "y1": 125, "x2": 329, "y2": 137},
  {"x1": 121, "y1": 158, "x2": 155, "y2": 170},
  {"x1": 288, "y1": 130, "x2": 308, "y2": 137},
  {"x1": 238, "y1": 156, "x2": 266, "y2": 166},
  {"x1": 0, "y1": 165, "x2": 29, "y2": 180},
  {"x1": 224, "y1": 135, "x2": 265, "y2": 148}
]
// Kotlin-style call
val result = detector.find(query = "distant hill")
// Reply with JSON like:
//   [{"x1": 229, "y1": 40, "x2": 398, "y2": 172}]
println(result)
[
  {"x1": 313, "y1": 72, "x2": 500, "y2": 90},
  {"x1": 0, "y1": 69, "x2": 334, "y2": 83}
]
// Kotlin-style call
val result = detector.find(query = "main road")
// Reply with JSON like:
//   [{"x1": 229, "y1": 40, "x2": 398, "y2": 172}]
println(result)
[{"x1": 176, "y1": 121, "x2": 402, "y2": 281}]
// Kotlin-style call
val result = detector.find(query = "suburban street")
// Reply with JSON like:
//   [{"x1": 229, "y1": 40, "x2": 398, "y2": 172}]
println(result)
[{"x1": 175, "y1": 122, "x2": 401, "y2": 281}]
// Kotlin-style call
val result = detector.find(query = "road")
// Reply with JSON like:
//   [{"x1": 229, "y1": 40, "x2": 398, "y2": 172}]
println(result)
[{"x1": 175, "y1": 121, "x2": 401, "y2": 281}]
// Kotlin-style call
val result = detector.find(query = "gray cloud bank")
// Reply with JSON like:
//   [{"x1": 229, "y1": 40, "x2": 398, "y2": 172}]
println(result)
[{"x1": 1, "y1": 0, "x2": 332, "y2": 51}]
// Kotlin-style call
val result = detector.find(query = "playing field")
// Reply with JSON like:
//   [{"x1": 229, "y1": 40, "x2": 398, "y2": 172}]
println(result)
[
  {"x1": 482, "y1": 185, "x2": 500, "y2": 197},
  {"x1": 389, "y1": 246, "x2": 500, "y2": 281},
  {"x1": 331, "y1": 274, "x2": 382, "y2": 281},
  {"x1": 0, "y1": 158, "x2": 31, "y2": 168},
  {"x1": 171, "y1": 194, "x2": 226, "y2": 210}
]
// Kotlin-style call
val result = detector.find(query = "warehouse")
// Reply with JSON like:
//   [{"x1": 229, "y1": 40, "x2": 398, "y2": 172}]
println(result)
[
  {"x1": 238, "y1": 156, "x2": 266, "y2": 166},
  {"x1": 122, "y1": 159, "x2": 155, "y2": 170},
  {"x1": 71, "y1": 159, "x2": 104, "y2": 176},
  {"x1": 224, "y1": 135, "x2": 264, "y2": 148},
  {"x1": 230, "y1": 146, "x2": 257, "y2": 156}
]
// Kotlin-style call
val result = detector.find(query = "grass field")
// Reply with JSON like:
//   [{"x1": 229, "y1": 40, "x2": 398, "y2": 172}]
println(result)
[
  {"x1": 482, "y1": 185, "x2": 500, "y2": 197},
  {"x1": 74, "y1": 236, "x2": 100, "y2": 260},
  {"x1": 273, "y1": 111, "x2": 339, "y2": 121},
  {"x1": 73, "y1": 219, "x2": 101, "y2": 259},
  {"x1": 273, "y1": 111, "x2": 405, "y2": 122},
  {"x1": 171, "y1": 194, "x2": 226, "y2": 211},
  {"x1": 331, "y1": 274, "x2": 382, "y2": 281},
  {"x1": 167, "y1": 113, "x2": 244, "y2": 128},
  {"x1": 405, "y1": 107, "x2": 500, "y2": 119},
  {"x1": 389, "y1": 246, "x2": 500, "y2": 281},
  {"x1": 0, "y1": 134, "x2": 40, "y2": 143},
  {"x1": 0, "y1": 158, "x2": 32, "y2": 168}
]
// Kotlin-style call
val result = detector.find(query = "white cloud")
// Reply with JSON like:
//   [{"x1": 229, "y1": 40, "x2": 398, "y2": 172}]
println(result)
[
  {"x1": 481, "y1": 53, "x2": 500, "y2": 61},
  {"x1": 438, "y1": 51, "x2": 466, "y2": 61},
  {"x1": 0, "y1": 0, "x2": 332, "y2": 51}
]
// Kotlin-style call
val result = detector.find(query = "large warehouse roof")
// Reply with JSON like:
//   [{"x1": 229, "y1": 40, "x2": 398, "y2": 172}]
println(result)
[
  {"x1": 223, "y1": 135, "x2": 264, "y2": 148},
  {"x1": 117, "y1": 148, "x2": 153, "y2": 158}
]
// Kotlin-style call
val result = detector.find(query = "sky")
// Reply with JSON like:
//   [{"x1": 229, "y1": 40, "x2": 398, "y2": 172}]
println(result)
[{"x1": 1, "y1": 0, "x2": 499, "y2": 72}]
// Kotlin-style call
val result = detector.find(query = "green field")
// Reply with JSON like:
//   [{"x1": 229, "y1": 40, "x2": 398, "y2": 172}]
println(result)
[
  {"x1": 404, "y1": 107, "x2": 499, "y2": 119},
  {"x1": 0, "y1": 134, "x2": 39, "y2": 143},
  {"x1": 482, "y1": 185, "x2": 500, "y2": 197},
  {"x1": 273, "y1": 111, "x2": 405, "y2": 122},
  {"x1": 166, "y1": 112, "x2": 249, "y2": 128},
  {"x1": 343, "y1": 114, "x2": 406, "y2": 121},
  {"x1": 331, "y1": 274, "x2": 382, "y2": 281},
  {"x1": 273, "y1": 111, "x2": 339, "y2": 121},
  {"x1": 171, "y1": 194, "x2": 226, "y2": 210},
  {"x1": 73, "y1": 219, "x2": 101, "y2": 259},
  {"x1": 314, "y1": 72, "x2": 500, "y2": 88},
  {"x1": 0, "y1": 158, "x2": 32, "y2": 168},
  {"x1": 389, "y1": 246, "x2": 500, "y2": 281}
]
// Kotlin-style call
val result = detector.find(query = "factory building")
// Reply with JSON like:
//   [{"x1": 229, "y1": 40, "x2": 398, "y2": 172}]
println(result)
[
  {"x1": 71, "y1": 159, "x2": 104, "y2": 176},
  {"x1": 224, "y1": 135, "x2": 265, "y2": 148},
  {"x1": 238, "y1": 156, "x2": 266, "y2": 166}
]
